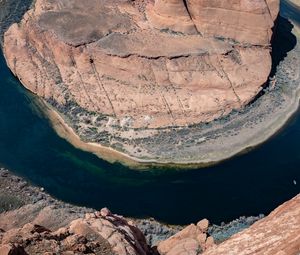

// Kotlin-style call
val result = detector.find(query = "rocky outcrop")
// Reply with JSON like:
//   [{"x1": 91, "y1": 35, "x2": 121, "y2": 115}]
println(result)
[
  {"x1": 157, "y1": 219, "x2": 214, "y2": 254},
  {"x1": 0, "y1": 208, "x2": 150, "y2": 255},
  {"x1": 157, "y1": 194, "x2": 300, "y2": 255},
  {"x1": 2, "y1": 0, "x2": 280, "y2": 164},
  {"x1": 202, "y1": 194, "x2": 300, "y2": 255}
]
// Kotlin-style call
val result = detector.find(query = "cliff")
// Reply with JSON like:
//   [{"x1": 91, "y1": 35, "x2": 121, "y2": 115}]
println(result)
[{"x1": 2, "y1": 0, "x2": 280, "y2": 165}]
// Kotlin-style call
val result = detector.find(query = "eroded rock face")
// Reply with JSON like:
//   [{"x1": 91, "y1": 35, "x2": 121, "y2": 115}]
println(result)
[
  {"x1": 147, "y1": 0, "x2": 279, "y2": 45},
  {"x1": 3, "y1": 0, "x2": 279, "y2": 161}
]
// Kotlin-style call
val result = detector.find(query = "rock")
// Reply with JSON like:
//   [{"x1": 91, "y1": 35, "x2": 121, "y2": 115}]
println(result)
[
  {"x1": 147, "y1": 0, "x2": 279, "y2": 45},
  {"x1": 0, "y1": 208, "x2": 150, "y2": 255},
  {"x1": 156, "y1": 195, "x2": 300, "y2": 254},
  {"x1": 146, "y1": 0, "x2": 198, "y2": 34},
  {"x1": 100, "y1": 207, "x2": 111, "y2": 217},
  {"x1": 135, "y1": 218, "x2": 183, "y2": 247},
  {"x1": 0, "y1": 244, "x2": 14, "y2": 255},
  {"x1": 2, "y1": 0, "x2": 280, "y2": 163},
  {"x1": 202, "y1": 194, "x2": 300, "y2": 255},
  {"x1": 197, "y1": 219, "x2": 209, "y2": 233},
  {"x1": 157, "y1": 223, "x2": 213, "y2": 254},
  {"x1": 0, "y1": 244, "x2": 27, "y2": 255},
  {"x1": 20, "y1": 223, "x2": 49, "y2": 235},
  {"x1": 0, "y1": 192, "x2": 299, "y2": 254},
  {"x1": 205, "y1": 236, "x2": 215, "y2": 249}
]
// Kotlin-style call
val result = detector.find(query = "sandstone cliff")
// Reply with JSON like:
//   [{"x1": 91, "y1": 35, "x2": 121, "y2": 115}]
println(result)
[{"x1": 2, "y1": 0, "x2": 280, "y2": 164}]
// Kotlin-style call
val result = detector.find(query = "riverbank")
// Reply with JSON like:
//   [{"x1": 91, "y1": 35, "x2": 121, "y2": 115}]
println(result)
[{"x1": 26, "y1": 14, "x2": 300, "y2": 169}]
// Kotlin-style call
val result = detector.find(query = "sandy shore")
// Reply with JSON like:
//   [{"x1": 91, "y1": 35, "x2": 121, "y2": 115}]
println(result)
[{"x1": 28, "y1": 19, "x2": 300, "y2": 170}]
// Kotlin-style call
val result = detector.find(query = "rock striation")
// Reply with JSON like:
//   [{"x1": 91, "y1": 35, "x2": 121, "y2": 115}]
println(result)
[{"x1": 2, "y1": 0, "x2": 280, "y2": 164}]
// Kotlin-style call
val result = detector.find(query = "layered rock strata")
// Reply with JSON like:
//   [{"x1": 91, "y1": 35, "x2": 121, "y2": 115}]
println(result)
[{"x1": 3, "y1": 0, "x2": 279, "y2": 164}]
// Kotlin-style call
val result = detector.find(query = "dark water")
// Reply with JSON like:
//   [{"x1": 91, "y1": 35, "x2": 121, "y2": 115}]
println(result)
[{"x1": 0, "y1": 1, "x2": 299, "y2": 225}]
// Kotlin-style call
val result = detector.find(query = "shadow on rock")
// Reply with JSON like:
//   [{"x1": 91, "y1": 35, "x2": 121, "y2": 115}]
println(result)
[{"x1": 271, "y1": 16, "x2": 297, "y2": 76}]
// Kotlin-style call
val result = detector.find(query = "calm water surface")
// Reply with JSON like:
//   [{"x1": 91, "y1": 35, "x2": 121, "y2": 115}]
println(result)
[{"x1": 0, "y1": 0, "x2": 299, "y2": 225}]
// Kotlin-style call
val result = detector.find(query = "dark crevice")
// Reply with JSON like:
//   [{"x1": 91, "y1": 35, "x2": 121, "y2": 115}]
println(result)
[
  {"x1": 182, "y1": 0, "x2": 201, "y2": 35},
  {"x1": 270, "y1": 16, "x2": 297, "y2": 77}
]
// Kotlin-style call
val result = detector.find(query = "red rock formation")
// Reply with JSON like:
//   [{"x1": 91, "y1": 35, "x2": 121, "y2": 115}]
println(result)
[
  {"x1": 157, "y1": 219, "x2": 215, "y2": 254},
  {"x1": 2, "y1": 0, "x2": 280, "y2": 163},
  {"x1": 0, "y1": 195, "x2": 299, "y2": 254},
  {"x1": 147, "y1": 0, "x2": 279, "y2": 45},
  {"x1": 3, "y1": 0, "x2": 279, "y2": 129}
]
